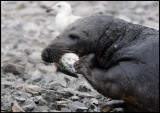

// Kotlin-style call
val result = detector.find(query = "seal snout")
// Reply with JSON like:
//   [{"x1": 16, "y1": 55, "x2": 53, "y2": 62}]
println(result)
[
  {"x1": 41, "y1": 48, "x2": 51, "y2": 63},
  {"x1": 41, "y1": 45, "x2": 70, "y2": 63}
]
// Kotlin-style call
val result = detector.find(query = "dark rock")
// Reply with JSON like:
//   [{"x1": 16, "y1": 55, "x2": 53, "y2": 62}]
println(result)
[
  {"x1": 77, "y1": 85, "x2": 91, "y2": 92},
  {"x1": 70, "y1": 96, "x2": 79, "y2": 101},
  {"x1": 2, "y1": 63, "x2": 25, "y2": 75},
  {"x1": 21, "y1": 100, "x2": 37, "y2": 112},
  {"x1": 61, "y1": 107, "x2": 71, "y2": 112},
  {"x1": 12, "y1": 91, "x2": 23, "y2": 96},
  {"x1": 33, "y1": 96, "x2": 47, "y2": 106},
  {"x1": 1, "y1": 79, "x2": 14, "y2": 89},
  {"x1": 6, "y1": 56, "x2": 27, "y2": 66},
  {"x1": 1, "y1": 88, "x2": 13, "y2": 95},
  {"x1": 56, "y1": 101, "x2": 70, "y2": 110},
  {"x1": 5, "y1": 73, "x2": 16, "y2": 82},
  {"x1": 32, "y1": 106, "x2": 50, "y2": 112},
  {"x1": 41, "y1": 90, "x2": 60, "y2": 102},
  {"x1": 21, "y1": 73, "x2": 31, "y2": 81},
  {"x1": 76, "y1": 106, "x2": 88, "y2": 112},
  {"x1": 24, "y1": 49, "x2": 33, "y2": 55},
  {"x1": 64, "y1": 77, "x2": 70, "y2": 85},
  {"x1": 14, "y1": 96, "x2": 26, "y2": 102},
  {"x1": 41, "y1": 90, "x2": 73, "y2": 103}
]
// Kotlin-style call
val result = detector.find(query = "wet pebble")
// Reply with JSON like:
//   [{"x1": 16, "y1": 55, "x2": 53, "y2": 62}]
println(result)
[{"x1": 2, "y1": 63, "x2": 25, "y2": 75}]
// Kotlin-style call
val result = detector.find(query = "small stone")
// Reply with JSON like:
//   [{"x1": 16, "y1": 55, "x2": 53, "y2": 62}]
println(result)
[
  {"x1": 77, "y1": 85, "x2": 91, "y2": 92},
  {"x1": 41, "y1": 90, "x2": 60, "y2": 102},
  {"x1": 55, "y1": 100, "x2": 72, "y2": 110},
  {"x1": 1, "y1": 97, "x2": 13, "y2": 112},
  {"x1": 1, "y1": 79, "x2": 14, "y2": 89},
  {"x1": 25, "y1": 62, "x2": 35, "y2": 72},
  {"x1": 33, "y1": 96, "x2": 47, "y2": 106},
  {"x1": 32, "y1": 106, "x2": 50, "y2": 112},
  {"x1": 41, "y1": 90, "x2": 73, "y2": 103},
  {"x1": 24, "y1": 49, "x2": 33, "y2": 55},
  {"x1": 70, "y1": 96, "x2": 79, "y2": 101},
  {"x1": 61, "y1": 107, "x2": 71, "y2": 112},
  {"x1": 43, "y1": 73, "x2": 54, "y2": 83},
  {"x1": 12, "y1": 103, "x2": 25, "y2": 112},
  {"x1": 1, "y1": 88, "x2": 13, "y2": 95},
  {"x1": 29, "y1": 51, "x2": 41, "y2": 62},
  {"x1": 135, "y1": 7, "x2": 144, "y2": 14},
  {"x1": 14, "y1": 96, "x2": 26, "y2": 102},
  {"x1": 76, "y1": 106, "x2": 88, "y2": 112},
  {"x1": 48, "y1": 82, "x2": 64, "y2": 90},
  {"x1": 5, "y1": 73, "x2": 16, "y2": 82},
  {"x1": 90, "y1": 98, "x2": 99, "y2": 106},
  {"x1": 22, "y1": 85, "x2": 41, "y2": 95},
  {"x1": 30, "y1": 70, "x2": 43, "y2": 82},
  {"x1": 3, "y1": 63, "x2": 25, "y2": 75},
  {"x1": 68, "y1": 101, "x2": 86, "y2": 112},
  {"x1": 38, "y1": 64, "x2": 56, "y2": 74},
  {"x1": 21, "y1": 100, "x2": 37, "y2": 112}
]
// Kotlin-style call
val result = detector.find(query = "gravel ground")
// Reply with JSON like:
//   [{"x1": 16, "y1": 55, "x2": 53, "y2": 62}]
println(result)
[{"x1": 1, "y1": 1, "x2": 159, "y2": 112}]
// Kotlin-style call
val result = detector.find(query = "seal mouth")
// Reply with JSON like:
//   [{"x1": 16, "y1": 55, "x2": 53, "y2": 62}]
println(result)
[
  {"x1": 41, "y1": 44, "x2": 77, "y2": 63},
  {"x1": 54, "y1": 52, "x2": 80, "y2": 69}
]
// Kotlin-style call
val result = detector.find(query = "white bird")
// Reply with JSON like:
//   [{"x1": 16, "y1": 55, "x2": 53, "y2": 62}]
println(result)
[{"x1": 46, "y1": 2, "x2": 82, "y2": 33}]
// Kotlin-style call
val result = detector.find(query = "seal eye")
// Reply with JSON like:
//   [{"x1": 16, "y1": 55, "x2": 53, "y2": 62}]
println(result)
[{"x1": 69, "y1": 34, "x2": 79, "y2": 40}]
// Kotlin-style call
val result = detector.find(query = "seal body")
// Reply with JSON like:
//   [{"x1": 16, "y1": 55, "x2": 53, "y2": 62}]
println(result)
[{"x1": 41, "y1": 14, "x2": 159, "y2": 112}]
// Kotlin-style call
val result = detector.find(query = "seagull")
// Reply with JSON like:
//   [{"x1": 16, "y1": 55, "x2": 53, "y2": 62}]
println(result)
[{"x1": 46, "y1": 2, "x2": 82, "y2": 33}]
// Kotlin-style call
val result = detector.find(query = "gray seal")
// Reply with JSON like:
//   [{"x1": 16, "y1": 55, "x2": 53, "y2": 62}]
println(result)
[{"x1": 41, "y1": 14, "x2": 159, "y2": 112}]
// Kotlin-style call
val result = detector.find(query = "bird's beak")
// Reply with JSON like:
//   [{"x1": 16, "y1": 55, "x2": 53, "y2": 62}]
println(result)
[{"x1": 46, "y1": 8, "x2": 54, "y2": 13}]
